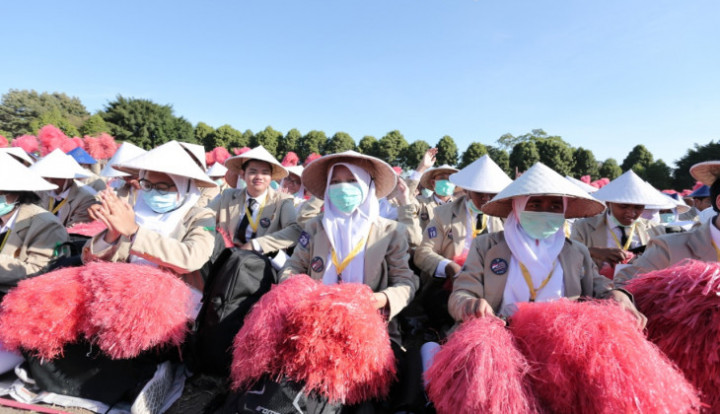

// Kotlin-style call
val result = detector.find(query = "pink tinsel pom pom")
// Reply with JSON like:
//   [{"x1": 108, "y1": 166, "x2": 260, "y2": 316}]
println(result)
[
  {"x1": 205, "y1": 151, "x2": 215, "y2": 166},
  {"x1": 11, "y1": 135, "x2": 39, "y2": 154},
  {"x1": 304, "y1": 152, "x2": 321, "y2": 166},
  {"x1": 231, "y1": 275, "x2": 320, "y2": 390},
  {"x1": 96, "y1": 133, "x2": 117, "y2": 159},
  {"x1": 281, "y1": 151, "x2": 299, "y2": 167},
  {"x1": 453, "y1": 253, "x2": 468, "y2": 268},
  {"x1": 626, "y1": 259, "x2": 720, "y2": 412},
  {"x1": 78, "y1": 262, "x2": 192, "y2": 359},
  {"x1": 233, "y1": 146, "x2": 251, "y2": 156},
  {"x1": 83, "y1": 136, "x2": 101, "y2": 159},
  {"x1": 0, "y1": 267, "x2": 87, "y2": 360},
  {"x1": 60, "y1": 138, "x2": 79, "y2": 153},
  {"x1": 66, "y1": 220, "x2": 107, "y2": 237},
  {"x1": 580, "y1": 175, "x2": 591, "y2": 184},
  {"x1": 281, "y1": 282, "x2": 396, "y2": 404},
  {"x1": 425, "y1": 317, "x2": 538, "y2": 414},
  {"x1": 0, "y1": 135, "x2": 7, "y2": 148},
  {"x1": 692, "y1": 181, "x2": 704, "y2": 191},
  {"x1": 37, "y1": 124, "x2": 68, "y2": 156},
  {"x1": 213, "y1": 147, "x2": 231, "y2": 165},
  {"x1": 392, "y1": 166, "x2": 403, "y2": 175},
  {"x1": 72, "y1": 136, "x2": 84, "y2": 149},
  {"x1": 510, "y1": 299, "x2": 700, "y2": 414}
]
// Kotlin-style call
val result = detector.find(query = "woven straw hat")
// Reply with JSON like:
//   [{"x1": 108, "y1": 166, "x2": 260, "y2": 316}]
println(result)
[
  {"x1": 449, "y1": 155, "x2": 512, "y2": 193},
  {"x1": 0, "y1": 147, "x2": 35, "y2": 166},
  {"x1": 29, "y1": 149, "x2": 92, "y2": 180},
  {"x1": 100, "y1": 142, "x2": 147, "y2": 178},
  {"x1": 591, "y1": 170, "x2": 673, "y2": 206},
  {"x1": 0, "y1": 152, "x2": 57, "y2": 191},
  {"x1": 179, "y1": 142, "x2": 208, "y2": 170},
  {"x1": 690, "y1": 161, "x2": 720, "y2": 187},
  {"x1": 206, "y1": 162, "x2": 228, "y2": 178},
  {"x1": 419, "y1": 165, "x2": 459, "y2": 190},
  {"x1": 565, "y1": 176, "x2": 598, "y2": 193},
  {"x1": 482, "y1": 162, "x2": 605, "y2": 219},
  {"x1": 224, "y1": 146, "x2": 288, "y2": 181},
  {"x1": 285, "y1": 165, "x2": 304, "y2": 178},
  {"x1": 302, "y1": 151, "x2": 397, "y2": 199}
]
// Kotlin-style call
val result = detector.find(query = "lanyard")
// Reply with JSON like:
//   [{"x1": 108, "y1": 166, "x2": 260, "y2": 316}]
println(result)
[
  {"x1": 331, "y1": 236, "x2": 368, "y2": 281},
  {"x1": 244, "y1": 198, "x2": 266, "y2": 232},
  {"x1": 472, "y1": 214, "x2": 488, "y2": 238},
  {"x1": 49, "y1": 198, "x2": 68, "y2": 215},
  {"x1": 563, "y1": 221, "x2": 571, "y2": 238},
  {"x1": 609, "y1": 221, "x2": 637, "y2": 250},
  {"x1": 519, "y1": 261, "x2": 556, "y2": 302},
  {"x1": 0, "y1": 230, "x2": 11, "y2": 253},
  {"x1": 712, "y1": 240, "x2": 720, "y2": 261}
]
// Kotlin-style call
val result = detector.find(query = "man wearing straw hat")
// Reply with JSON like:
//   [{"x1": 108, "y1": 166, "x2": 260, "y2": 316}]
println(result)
[
  {"x1": 615, "y1": 161, "x2": 720, "y2": 285},
  {"x1": 414, "y1": 164, "x2": 459, "y2": 232}
]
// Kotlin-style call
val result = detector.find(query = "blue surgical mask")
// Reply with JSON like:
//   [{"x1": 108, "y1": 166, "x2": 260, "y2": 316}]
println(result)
[
  {"x1": 660, "y1": 212, "x2": 675, "y2": 224},
  {"x1": 434, "y1": 180, "x2": 455, "y2": 197},
  {"x1": 519, "y1": 211, "x2": 565, "y2": 240},
  {"x1": 421, "y1": 188, "x2": 434, "y2": 198},
  {"x1": 328, "y1": 182, "x2": 364, "y2": 214},
  {"x1": 0, "y1": 195, "x2": 17, "y2": 216},
  {"x1": 141, "y1": 189, "x2": 183, "y2": 214}
]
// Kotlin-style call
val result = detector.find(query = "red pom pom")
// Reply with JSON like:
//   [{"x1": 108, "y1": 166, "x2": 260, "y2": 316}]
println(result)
[
  {"x1": 281, "y1": 151, "x2": 299, "y2": 167},
  {"x1": 0, "y1": 135, "x2": 7, "y2": 148},
  {"x1": 304, "y1": 152, "x2": 321, "y2": 166},
  {"x1": 580, "y1": 175, "x2": 591, "y2": 184},
  {"x1": 0, "y1": 267, "x2": 87, "y2": 359},
  {"x1": 37, "y1": 125, "x2": 68, "y2": 156},
  {"x1": 212, "y1": 147, "x2": 231, "y2": 165},
  {"x1": 97, "y1": 133, "x2": 117, "y2": 159},
  {"x1": 66, "y1": 220, "x2": 107, "y2": 237},
  {"x1": 233, "y1": 147, "x2": 251, "y2": 156},
  {"x1": 453, "y1": 253, "x2": 468, "y2": 268},
  {"x1": 205, "y1": 151, "x2": 215, "y2": 166},
  {"x1": 59, "y1": 138, "x2": 79, "y2": 153},
  {"x1": 392, "y1": 166, "x2": 403, "y2": 175},
  {"x1": 626, "y1": 260, "x2": 720, "y2": 411},
  {"x1": 426, "y1": 317, "x2": 538, "y2": 414},
  {"x1": 11, "y1": 135, "x2": 39, "y2": 154},
  {"x1": 510, "y1": 299, "x2": 700, "y2": 413},
  {"x1": 83, "y1": 136, "x2": 102, "y2": 159}
]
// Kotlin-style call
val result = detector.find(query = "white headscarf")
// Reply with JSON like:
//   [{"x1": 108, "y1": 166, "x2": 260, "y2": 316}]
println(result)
[
  {"x1": 500, "y1": 196, "x2": 567, "y2": 316},
  {"x1": 321, "y1": 162, "x2": 379, "y2": 285}
]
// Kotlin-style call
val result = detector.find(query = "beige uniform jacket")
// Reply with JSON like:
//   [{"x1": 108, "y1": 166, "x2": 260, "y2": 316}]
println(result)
[
  {"x1": 297, "y1": 196, "x2": 324, "y2": 229},
  {"x1": 82, "y1": 205, "x2": 215, "y2": 290},
  {"x1": 38, "y1": 183, "x2": 99, "y2": 227},
  {"x1": 0, "y1": 204, "x2": 69, "y2": 292},
  {"x1": 211, "y1": 187, "x2": 301, "y2": 253},
  {"x1": 198, "y1": 186, "x2": 220, "y2": 209},
  {"x1": 279, "y1": 215, "x2": 419, "y2": 344},
  {"x1": 415, "y1": 196, "x2": 504, "y2": 278},
  {"x1": 614, "y1": 220, "x2": 717, "y2": 286},
  {"x1": 449, "y1": 231, "x2": 613, "y2": 321}
]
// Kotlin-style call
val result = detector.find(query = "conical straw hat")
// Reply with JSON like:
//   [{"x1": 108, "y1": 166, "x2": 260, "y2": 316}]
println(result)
[
  {"x1": 206, "y1": 162, "x2": 228, "y2": 178},
  {"x1": 690, "y1": 161, "x2": 720, "y2": 187},
  {"x1": 0, "y1": 147, "x2": 34, "y2": 166},
  {"x1": 179, "y1": 142, "x2": 207, "y2": 170},
  {"x1": 100, "y1": 142, "x2": 147, "y2": 178},
  {"x1": 224, "y1": 146, "x2": 288, "y2": 181},
  {"x1": 645, "y1": 193, "x2": 692, "y2": 214},
  {"x1": 112, "y1": 141, "x2": 215, "y2": 187},
  {"x1": 482, "y1": 162, "x2": 605, "y2": 219},
  {"x1": 29, "y1": 149, "x2": 91, "y2": 179},
  {"x1": 449, "y1": 155, "x2": 512, "y2": 194},
  {"x1": 0, "y1": 152, "x2": 57, "y2": 191},
  {"x1": 419, "y1": 165, "x2": 459, "y2": 190},
  {"x1": 285, "y1": 165, "x2": 304, "y2": 178},
  {"x1": 565, "y1": 176, "x2": 598, "y2": 193},
  {"x1": 591, "y1": 170, "x2": 673, "y2": 206},
  {"x1": 67, "y1": 147, "x2": 97, "y2": 165},
  {"x1": 302, "y1": 151, "x2": 397, "y2": 199}
]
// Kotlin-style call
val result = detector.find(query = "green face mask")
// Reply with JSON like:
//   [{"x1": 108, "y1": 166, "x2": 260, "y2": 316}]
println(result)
[
  {"x1": 328, "y1": 182, "x2": 364, "y2": 214},
  {"x1": 660, "y1": 213, "x2": 675, "y2": 224},
  {"x1": 519, "y1": 211, "x2": 565, "y2": 239},
  {"x1": 434, "y1": 179, "x2": 455, "y2": 197},
  {"x1": 421, "y1": 188, "x2": 434, "y2": 198},
  {"x1": 0, "y1": 195, "x2": 16, "y2": 216},
  {"x1": 467, "y1": 199, "x2": 483, "y2": 215}
]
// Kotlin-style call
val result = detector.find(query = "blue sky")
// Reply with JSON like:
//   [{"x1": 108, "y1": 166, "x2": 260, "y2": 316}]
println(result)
[{"x1": 2, "y1": 0, "x2": 718, "y2": 169}]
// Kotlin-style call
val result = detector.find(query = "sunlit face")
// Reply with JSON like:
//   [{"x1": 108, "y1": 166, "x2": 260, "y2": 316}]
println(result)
[
  {"x1": 608, "y1": 202, "x2": 644, "y2": 226},
  {"x1": 282, "y1": 173, "x2": 302, "y2": 194},
  {"x1": 243, "y1": 160, "x2": 272, "y2": 196},
  {"x1": 430, "y1": 172, "x2": 451, "y2": 191},
  {"x1": 0, "y1": 191, "x2": 19, "y2": 205},
  {"x1": 467, "y1": 191, "x2": 495, "y2": 210},
  {"x1": 329, "y1": 165, "x2": 356, "y2": 185},
  {"x1": 525, "y1": 196, "x2": 565, "y2": 213}
]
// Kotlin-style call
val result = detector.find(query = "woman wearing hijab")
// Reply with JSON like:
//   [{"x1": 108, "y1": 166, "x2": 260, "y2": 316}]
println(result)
[
  {"x1": 100, "y1": 141, "x2": 147, "y2": 206},
  {"x1": 82, "y1": 140, "x2": 216, "y2": 291}
]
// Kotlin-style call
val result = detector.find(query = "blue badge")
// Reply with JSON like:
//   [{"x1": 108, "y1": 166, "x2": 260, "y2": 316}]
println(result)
[
  {"x1": 428, "y1": 226, "x2": 437, "y2": 239},
  {"x1": 260, "y1": 217, "x2": 271, "y2": 228},
  {"x1": 311, "y1": 256, "x2": 325, "y2": 273},
  {"x1": 298, "y1": 231, "x2": 310, "y2": 248},
  {"x1": 490, "y1": 258, "x2": 508, "y2": 275}
]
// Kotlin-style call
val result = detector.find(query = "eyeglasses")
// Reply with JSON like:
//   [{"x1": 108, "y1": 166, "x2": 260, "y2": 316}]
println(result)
[{"x1": 138, "y1": 179, "x2": 176, "y2": 195}]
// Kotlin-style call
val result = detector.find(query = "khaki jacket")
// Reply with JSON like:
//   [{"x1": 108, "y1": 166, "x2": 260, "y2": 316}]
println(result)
[
  {"x1": 82, "y1": 205, "x2": 215, "y2": 290},
  {"x1": 297, "y1": 196, "x2": 324, "y2": 228},
  {"x1": 614, "y1": 220, "x2": 717, "y2": 286},
  {"x1": 211, "y1": 188, "x2": 301, "y2": 253},
  {"x1": 198, "y1": 186, "x2": 221, "y2": 209},
  {"x1": 571, "y1": 214, "x2": 664, "y2": 265},
  {"x1": 415, "y1": 196, "x2": 504, "y2": 278},
  {"x1": 449, "y1": 231, "x2": 613, "y2": 321},
  {"x1": 0, "y1": 204, "x2": 69, "y2": 292},
  {"x1": 279, "y1": 215, "x2": 419, "y2": 344},
  {"x1": 38, "y1": 182, "x2": 99, "y2": 227}
]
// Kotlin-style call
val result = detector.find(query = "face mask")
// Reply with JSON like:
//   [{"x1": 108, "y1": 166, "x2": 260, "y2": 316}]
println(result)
[
  {"x1": 519, "y1": 211, "x2": 565, "y2": 240},
  {"x1": 467, "y1": 199, "x2": 482, "y2": 215},
  {"x1": 236, "y1": 179, "x2": 247, "y2": 190},
  {"x1": 141, "y1": 189, "x2": 182, "y2": 214},
  {"x1": 0, "y1": 195, "x2": 17, "y2": 216},
  {"x1": 214, "y1": 178, "x2": 224, "y2": 186},
  {"x1": 270, "y1": 181, "x2": 280, "y2": 190},
  {"x1": 660, "y1": 213, "x2": 675, "y2": 224},
  {"x1": 421, "y1": 188, "x2": 434, "y2": 198},
  {"x1": 434, "y1": 180, "x2": 455, "y2": 197},
  {"x1": 328, "y1": 182, "x2": 364, "y2": 214}
]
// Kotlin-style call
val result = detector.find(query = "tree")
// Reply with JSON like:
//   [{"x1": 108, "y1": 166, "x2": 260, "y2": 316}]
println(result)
[
  {"x1": 458, "y1": 142, "x2": 488, "y2": 169},
  {"x1": 79, "y1": 114, "x2": 109, "y2": 136},
  {"x1": 251, "y1": 126, "x2": 283, "y2": 156},
  {"x1": 358, "y1": 135, "x2": 378, "y2": 156},
  {"x1": 571, "y1": 147, "x2": 599, "y2": 179},
  {"x1": 621, "y1": 144, "x2": 654, "y2": 174},
  {"x1": 673, "y1": 140, "x2": 720, "y2": 189},
  {"x1": 168, "y1": 116, "x2": 196, "y2": 144},
  {"x1": 29, "y1": 109, "x2": 80, "y2": 137},
  {"x1": 435, "y1": 135, "x2": 458, "y2": 166},
  {"x1": 535, "y1": 139, "x2": 574, "y2": 175},
  {"x1": 644, "y1": 159, "x2": 673, "y2": 190},
  {"x1": 297, "y1": 130, "x2": 327, "y2": 160},
  {"x1": 376, "y1": 130, "x2": 408, "y2": 166},
  {"x1": 487, "y1": 145, "x2": 511, "y2": 176},
  {"x1": 195, "y1": 122, "x2": 215, "y2": 150},
  {"x1": 509, "y1": 141, "x2": 540, "y2": 174},
  {"x1": 403, "y1": 140, "x2": 431, "y2": 169},
  {"x1": 496, "y1": 128, "x2": 549, "y2": 150},
  {"x1": 599, "y1": 158, "x2": 622, "y2": 180},
  {"x1": 278, "y1": 128, "x2": 302, "y2": 157},
  {"x1": 211, "y1": 124, "x2": 244, "y2": 149},
  {"x1": 102, "y1": 95, "x2": 189, "y2": 149},
  {"x1": 239, "y1": 130, "x2": 254, "y2": 149},
  {"x1": 325, "y1": 132, "x2": 356, "y2": 154},
  {"x1": 0, "y1": 89, "x2": 89, "y2": 136}
]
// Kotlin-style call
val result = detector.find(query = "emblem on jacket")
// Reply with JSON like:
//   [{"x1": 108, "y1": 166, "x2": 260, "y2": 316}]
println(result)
[
  {"x1": 260, "y1": 217, "x2": 271, "y2": 228},
  {"x1": 490, "y1": 258, "x2": 508, "y2": 275},
  {"x1": 311, "y1": 256, "x2": 325, "y2": 273},
  {"x1": 298, "y1": 231, "x2": 310, "y2": 248},
  {"x1": 428, "y1": 226, "x2": 437, "y2": 239}
]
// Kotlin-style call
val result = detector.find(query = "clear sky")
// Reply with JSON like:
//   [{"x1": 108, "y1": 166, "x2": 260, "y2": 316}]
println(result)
[{"x1": 2, "y1": 0, "x2": 718, "y2": 169}]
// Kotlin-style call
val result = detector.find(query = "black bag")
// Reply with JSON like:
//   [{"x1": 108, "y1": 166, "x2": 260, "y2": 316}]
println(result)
[{"x1": 190, "y1": 247, "x2": 276, "y2": 376}]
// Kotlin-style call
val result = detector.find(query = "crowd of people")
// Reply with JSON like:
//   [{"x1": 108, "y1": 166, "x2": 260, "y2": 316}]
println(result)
[{"x1": 0, "y1": 139, "x2": 717, "y2": 413}]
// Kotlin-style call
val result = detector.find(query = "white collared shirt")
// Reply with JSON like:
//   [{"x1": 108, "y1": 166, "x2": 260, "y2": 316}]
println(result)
[
  {"x1": 244, "y1": 189, "x2": 269, "y2": 251},
  {"x1": 605, "y1": 212, "x2": 641, "y2": 249},
  {"x1": 0, "y1": 208, "x2": 20, "y2": 234}
]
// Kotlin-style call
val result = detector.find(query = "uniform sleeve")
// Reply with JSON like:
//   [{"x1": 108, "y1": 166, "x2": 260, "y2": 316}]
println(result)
[
  {"x1": 381, "y1": 222, "x2": 419, "y2": 320},
  {"x1": 414, "y1": 216, "x2": 449, "y2": 276},
  {"x1": 278, "y1": 223, "x2": 315, "y2": 282},
  {"x1": 255, "y1": 199, "x2": 303, "y2": 253},
  {"x1": 396, "y1": 201, "x2": 422, "y2": 249},
  {"x1": 66, "y1": 193, "x2": 100, "y2": 227},
  {"x1": 575, "y1": 243, "x2": 613, "y2": 297},
  {"x1": 296, "y1": 196, "x2": 323, "y2": 229},
  {"x1": 613, "y1": 237, "x2": 672, "y2": 287},
  {"x1": 448, "y1": 235, "x2": 487, "y2": 322}
]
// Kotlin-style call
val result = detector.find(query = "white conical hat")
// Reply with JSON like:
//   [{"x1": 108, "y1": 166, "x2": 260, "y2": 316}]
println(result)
[
  {"x1": 645, "y1": 192, "x2": 692, "y2": 214},
  {"x1": 690, "y1": 161, "x2": 720, "y2": 186},
  {"x1": 565, "y1": 176, "x2": 598, "y2": 193},
  {"x1": 0, "y1": 147, "x2": 34, "y2": 166},
  {"x1": 113, "y1": 140, "x2": 216, "y2": 187},
  {"x1": 419, "y1": 165, "x2": 459, "y2": 190},
  {"x1": 0, "y1": 152, "x2": 57, "y2": 191},
  {"x1": 224, "y1": 146, "x2": 288, "y2": 181},
  {"x1": 302, "y1": 150, "x2": 397, "y2": 199},
  {"x1": 285, "y1": 165, "x2": 304, "y2": 178},
  {"x1": 449, "y1": 155, "x2": 512, "y2": 194},
  {"x1": 206, "y1": 162, "x2": 228, "y2": 178},
  {"x1": 179, "y1": 142, "x2": 207, "y2": 170},
  {"x1": 100, "y1": 142, "x2": 147, "y2": 178},
  {"x1": 29, "y1": 149, "x2": 92, "y2": 179},
  {"x1": 482, "y1": 162, "x2": 605, "y2": 219},
  {"x1": 591, "y1": 170, "x2": 672, "y2": 206}
]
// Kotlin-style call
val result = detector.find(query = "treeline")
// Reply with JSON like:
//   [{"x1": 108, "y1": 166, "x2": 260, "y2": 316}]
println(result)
[{"x1": 1, "y1": 89, "x2": 717, "y2": 190}]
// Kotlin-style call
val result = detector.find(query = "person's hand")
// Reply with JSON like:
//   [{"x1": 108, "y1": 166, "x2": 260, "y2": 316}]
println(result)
[
  {"x1": 395, "y1": 177, "x2": 410, "y2": 206},
  {"x1": 461, "y1": 298, "x2": 495, "y2": 321},
  {"x1": 371, "y1": 292, "x2": 388, "y2": 309},
  {"x1": 91, "y1": 189, "x2": 139, "y2": 243},
  {"x1": 589, "y1": 247, "x2": 630, "y2": 266},
  {"x1": 608, "y1": 290, "x2": 647, "y2": 329},
  {"x1": 445, "y1": 261, "x2": 462, "y2": 278},
  {"x1": 417, "y1": 148, "x2": 438, "y2": 173}
]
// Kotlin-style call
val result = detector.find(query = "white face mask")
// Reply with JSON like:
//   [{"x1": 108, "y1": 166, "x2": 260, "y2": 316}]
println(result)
[{"x1": 236, "y1": 178, "x2": 247, "y2": 190}]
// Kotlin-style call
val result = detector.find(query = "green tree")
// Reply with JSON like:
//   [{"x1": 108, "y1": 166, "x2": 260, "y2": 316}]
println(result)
[
  {"x1": 278, "y1": 128, "x2": 302, "y2": 156},
  {"x1": 435, "y1": 135, "x2": 458, "y2": 166},
  {"x1": 621, "y1": 144, "x2": 654, "y2": 174},
  {"x1": 102, "y1": 95, "x2": 189, "y2": 149},
  {"x1": 211, "y1": 124, "x2": 243, "y2": 149},
  {"x1": 535, "y1": 138, "x2": 575, "y2": 175},
  {"x1": 458, "y1": 142, "x2": 488, "y2": 169},
  {"x1": 571, "y1": 147, "x2": 599, "y2": 179},
  {"x1": 487, "y1": 145, "x2": 511, "y2": 176},
  {"x1": 169, "y1": 116, "x2": 196, "y2": 144},
  {"x1": 251, "y1": 126, "x2": 282, "y2": 157},
  {"x1": 644, "y1": 159, "x2": 673, "y2": 190},
  {"x1": 358, "y1": 135, "x2": 378, "y2": 156},
  {"x1": 325, "y1": 132, "x2": 356, "y2": 154},
  {"x1": 599, "y1": 158, "x2": 623, "y2": 180},
  {"x1": 29, "y1": 109, "x2": 80, "y2": 137},
  {"x1": 297, "y1": 130, "x2": 327, "y2": 160},
  {"x1": 239, "y1": 129, "x2": 254, "y2": 149},
  {"x1": 376, "y1": 130, "x2": 408, "y2": 166},
  {"x1": 0, "y1": 89, "x2": 89, "y2": 136},
  {"x1": 403, "y1": 140, "x2": 431, "y2": 169},
  {"x1": 79, "y1": 113, "x2": 109, "y2": 136},
  {"x1": 673, "y1": 141, "x2": 720, "y2": 189},
  {"x1": 509, "y1": 141, "x2": 540, "y2": 174},
  {"x1": 195, "y1": 122, "x2": 215, "y2": 150}
]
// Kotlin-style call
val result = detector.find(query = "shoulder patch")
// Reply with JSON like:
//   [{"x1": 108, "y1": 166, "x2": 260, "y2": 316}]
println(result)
[
  {"x1": 490, "y1": 258, "x2": 508, "y2": 275},
  {"x1": 428, "y1": 226, "x2": 438, "y2": 239},
  {"x1": 311, "y1": 256, "x2": 325, "y2": 273},
  {"x1": 298, "y1": 231, "x2": 311, "y2": 248},
  {"x1": 260, "y1": 217, "x2": 271, "y2": 228}
]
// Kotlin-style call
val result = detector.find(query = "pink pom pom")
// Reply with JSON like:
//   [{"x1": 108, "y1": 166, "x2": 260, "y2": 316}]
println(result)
[
  {"x1": 231, "y1": 275, "x2": 319, "y2": 390},
  {"x1": 281, "y1": 151, "x2": 299, "y2": 167},
  {"x1": 426, "y1": 317, "x2": 538, "y2": 414},
  {"x1": 96, "y1": 133, "x2": 117, "y2": 159},
  {"x1": 12, "y1": 135, "x2": 39, "y2": 154},
  {"x1": 304, "y1": 152, "x2": 321, "y2": 166},
  {"x1": 217, "y1": 227, "x2": 234, "y2": 248},
  {"x1": 0, "y1": 267, "x2": 87, "y2": 360},
  {"x1": 37, "y1": 125, "x2": 68, "y2": 156},
  {"x1": 213, "y1": 147, "x2": 231, "y2": 164},
  {"x1": 453, "y1": 253, "x2": 468, "y2": 268},
  {"x1": 580, "y1": 175, "x2": 591, "y2": 184},
  {"x1": 233, "y1": 146, "x2": 251, "y2": 156},
  {"x1": 281, "y1": 282, "x2": 396, "y2": 404},
  {"x1": 0, "y1": 135, "x2": 7, "y2": 148},
  {"x1": 599, "y1": 262, "x2": 614, "y2": 280},
  {"x1": 72, "y1": 136, "x2": 84, "y2": 149},
  {"x1": 626, "y1": 260, "x2": 720, "y2": 411},
  {"x1": 510, "y1": 299, "x2": 700, "y2": 414},
  {"x1": 83, "y1": 136, "x2": 102, "y2": 159},
  {"x1": 59, "y1": 138, "x2": 79, "y2": 153},
  {"x1": 79, "y1": 262, "x2": 192, "y2": 359},
  {"x1": 205, "y1": 151, "x2": 215, "y2": 166},
  {"x1": 692, "y1": 181, "x2": 704, "y2": 191},
  {"x1": 66, "y1": 220, "x2": 107, "y2": 237}
]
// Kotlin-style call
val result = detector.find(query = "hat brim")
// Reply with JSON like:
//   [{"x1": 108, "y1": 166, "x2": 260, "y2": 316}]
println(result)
[
  {"x1": 225, "y1": 157, "x2": 288, "y2": 181},
  {"x1": 690, "y1": 161, "x2": 720, "y2": 187},
  {"x1": 302, "y1": 153, "x2": 397, "y2": 199},
  {"x1": 419, "y1": 167, "x2": 459, "y2": 190},
  {"x1": 482, "y1": 192, "x2": 606, "y2": 219}
]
